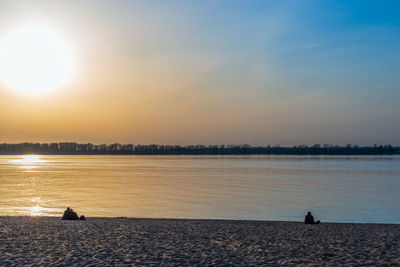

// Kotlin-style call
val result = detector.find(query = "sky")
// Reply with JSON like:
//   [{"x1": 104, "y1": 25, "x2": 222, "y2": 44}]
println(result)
[{"x1": 0, "y1": 0, "x2": 399, "y2": 145}]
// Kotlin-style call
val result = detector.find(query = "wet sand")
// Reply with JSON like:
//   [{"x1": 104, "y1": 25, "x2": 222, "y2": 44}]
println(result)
[{"x1": 0, "y1": 216, "x2": 399, "y2": 266}]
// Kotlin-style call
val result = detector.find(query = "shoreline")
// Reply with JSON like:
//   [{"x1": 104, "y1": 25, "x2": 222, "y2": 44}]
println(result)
[
  {"x1": 1, "y1": 216, "x2": 399, "y2": 265},
  {"x1": 1, "y1": 215, "x2": 400, "y2": 225},
  {"x1": 1, "y1": 153, "x2": 399, "y2": 156}
]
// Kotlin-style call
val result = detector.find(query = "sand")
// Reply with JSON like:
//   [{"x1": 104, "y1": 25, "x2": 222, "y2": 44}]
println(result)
[{"x1": 0, "y1": 217, "x2": 399, "y2": 266}]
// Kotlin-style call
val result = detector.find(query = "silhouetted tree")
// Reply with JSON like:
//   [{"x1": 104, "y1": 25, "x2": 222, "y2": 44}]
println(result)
[{"x1": 0, "y1": 142, "x2": 398, "y2": 155}]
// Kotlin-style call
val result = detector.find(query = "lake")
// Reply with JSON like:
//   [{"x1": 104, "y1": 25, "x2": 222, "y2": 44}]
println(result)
[{"x1": 0, "y1": 155, "x2": 399, "y2": 223}]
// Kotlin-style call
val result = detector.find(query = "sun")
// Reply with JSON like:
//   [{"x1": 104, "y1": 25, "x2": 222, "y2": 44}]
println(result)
[{"x1": 0, "y1": 26, "x2": 74, "y2": 95}]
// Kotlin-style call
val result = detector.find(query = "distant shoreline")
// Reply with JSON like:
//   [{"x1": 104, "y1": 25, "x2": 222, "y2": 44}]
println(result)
[{"x1": 0, "y1": 143, "x2": 398, "y2": 155}]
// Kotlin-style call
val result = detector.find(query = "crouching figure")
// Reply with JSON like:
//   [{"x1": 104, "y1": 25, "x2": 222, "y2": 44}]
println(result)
[
  {"x1": 305, "y1": 211, "x2": 320, "y2": 224},
  {"x1": 62, "y1": 207, "x2": 83, "y2": 220}
]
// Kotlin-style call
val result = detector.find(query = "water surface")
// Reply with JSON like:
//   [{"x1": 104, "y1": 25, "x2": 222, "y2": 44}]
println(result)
[{"x1": 0, "y1": 155, "x2": 399, "y2": 223}]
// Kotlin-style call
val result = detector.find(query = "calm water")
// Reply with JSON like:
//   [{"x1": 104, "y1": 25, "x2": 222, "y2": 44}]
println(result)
[{"x1": 0, "y1": 155, "x2": 399, "y2": 223}]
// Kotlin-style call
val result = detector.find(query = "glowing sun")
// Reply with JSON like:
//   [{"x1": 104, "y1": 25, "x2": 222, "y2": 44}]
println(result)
[{"x1": 0, "y1": 26, "x2": 74, "y2": 95}]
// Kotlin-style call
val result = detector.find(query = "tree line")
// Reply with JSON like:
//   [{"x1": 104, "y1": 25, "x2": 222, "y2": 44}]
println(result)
[{"x1": 0, "y1": 142, "x2": 398, "y2": 155}]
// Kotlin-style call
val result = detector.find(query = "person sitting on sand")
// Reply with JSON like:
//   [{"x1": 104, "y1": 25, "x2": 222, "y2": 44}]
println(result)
[
  {"x1": 62, "y1": 207, "x2": 71, "y2": 220},
  {"x1": 305, "y1": 211, "x2": 320, "y2": 224},
  {"x1": 62, "y1": 207, "x2": 79, "y2": 220}
]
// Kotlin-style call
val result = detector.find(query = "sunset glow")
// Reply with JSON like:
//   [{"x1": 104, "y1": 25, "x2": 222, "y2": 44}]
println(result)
[
  {"x1": 0, "y1": 26, "x2": 74, "y2": 95},
  {"x1": 0, "y1": 1, "x2": 399, "y2": 145},
  {"x1": 0, "y1": 1, "x2": 399, "y2": 265}
]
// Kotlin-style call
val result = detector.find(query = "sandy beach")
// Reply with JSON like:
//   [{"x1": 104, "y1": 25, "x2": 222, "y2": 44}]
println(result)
[{"x1": 0, "y1": 216, "x2": 399, "y2": 266}]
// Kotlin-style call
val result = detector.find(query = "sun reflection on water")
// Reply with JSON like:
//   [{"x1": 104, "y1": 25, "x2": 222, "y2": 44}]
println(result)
[
  {"x1": 14, "y1": 205, "x2": 58, "y2": 217},
  {"x1": 12, "y1": 197, "x2": 61, "y2": 216},
  {"x1": 29, "y1": 197, "x2": 42, "y2": 216},
  {"x1": 7, "y1": 156, "x2": 62, "y2": 216},
  {"x1": 30, "y1": 205, "x2": 43, "y2": 216},
  {"x1": 12, "y1": 155, "x2": 45, "y2": 164},
  {"x1": 11, "y1": 155, "x2": 46, "y2": 170}
]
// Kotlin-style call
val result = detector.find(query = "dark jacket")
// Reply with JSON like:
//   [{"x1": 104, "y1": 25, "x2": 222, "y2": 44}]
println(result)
[{"x1": 305, "y1": 214, "x2": 315, "y2": 224}]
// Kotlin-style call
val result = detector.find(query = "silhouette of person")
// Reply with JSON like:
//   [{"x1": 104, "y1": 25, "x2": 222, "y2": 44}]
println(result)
[
  {"x1": 62, "y1": 207, "x2": 71, "y2": 220},
  {"x1": 305, "y1": 211, "x2": 320, "y2": 224},
  {"x1": 62, "y1": 207, "x2": 79, "y2": 220}
]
